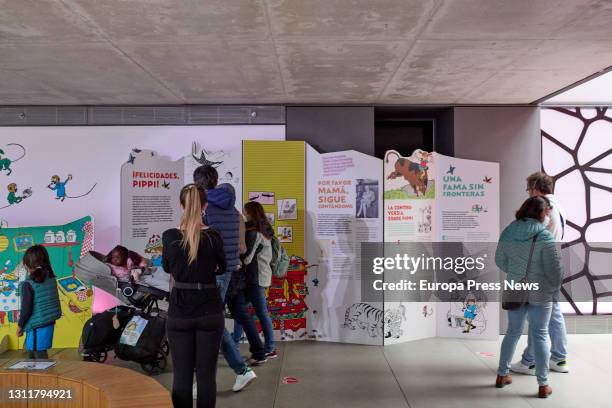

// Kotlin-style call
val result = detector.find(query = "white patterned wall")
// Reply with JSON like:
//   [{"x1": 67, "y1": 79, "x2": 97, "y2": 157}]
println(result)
[{"x1": 541, "y1": 108, "x2": 612, "y2": 315}]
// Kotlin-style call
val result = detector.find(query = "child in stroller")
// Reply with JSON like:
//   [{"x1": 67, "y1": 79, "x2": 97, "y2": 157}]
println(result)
[
  {"x1": 104, "y1": 245, "x2": 148, "y2": 283},
  {"x1": 75, "y1": 249, "x2": 170, "y2": 374},
  {"x1": 78, "y1": 249, "x2": 170, "y2": 312}
]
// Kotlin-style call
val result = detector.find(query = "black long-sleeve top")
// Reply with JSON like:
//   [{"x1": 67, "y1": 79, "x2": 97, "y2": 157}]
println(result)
[
  {"x1": 162, "y1": 228, "x2": 226, "y2": 318},
  {"x1": 18, "y1": 282, "x2": 34, "y2": 328}
]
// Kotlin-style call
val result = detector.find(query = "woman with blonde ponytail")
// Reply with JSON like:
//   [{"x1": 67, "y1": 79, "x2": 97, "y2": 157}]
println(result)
[
  {"x1": 180, "y1": 184, "x2": 205, "y2": 264},
  {"x1": 162, "y1": 184, "x2": 227, "y2": 408}
]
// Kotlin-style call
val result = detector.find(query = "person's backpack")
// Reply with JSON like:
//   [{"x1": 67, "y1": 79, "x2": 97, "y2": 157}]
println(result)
[{"x1": 270, "y1": 235, "x2": 290, "y2": 278}]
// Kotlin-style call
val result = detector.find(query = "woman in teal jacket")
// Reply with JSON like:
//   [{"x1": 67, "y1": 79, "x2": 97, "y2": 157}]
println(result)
[{"x1": 494, "y1": 196, "x2": 563, "y2": 399}]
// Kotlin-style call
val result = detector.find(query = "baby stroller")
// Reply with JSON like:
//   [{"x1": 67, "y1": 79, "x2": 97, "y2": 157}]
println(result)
[{"x1": 75, "y1": 251, "x2": 170, "y2": 374}]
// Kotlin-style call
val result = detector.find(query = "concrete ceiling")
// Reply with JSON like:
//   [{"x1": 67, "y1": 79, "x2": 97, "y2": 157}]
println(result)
[{"x1": 1, "y1": 0, "x2": 612, "y2": 105}]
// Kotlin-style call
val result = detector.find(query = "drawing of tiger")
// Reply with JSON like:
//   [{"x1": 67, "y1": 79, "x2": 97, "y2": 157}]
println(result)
[{"x1": 342, "y1": 303, "x2": 383, "y2": 338}]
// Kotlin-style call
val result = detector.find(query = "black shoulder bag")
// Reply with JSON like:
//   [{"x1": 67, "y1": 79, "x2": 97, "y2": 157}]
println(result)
[{"x1": 502, "y1": 233, "x2": 539, "y2": 311}]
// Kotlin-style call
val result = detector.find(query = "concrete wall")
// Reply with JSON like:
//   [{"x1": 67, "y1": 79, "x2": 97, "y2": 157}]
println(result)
[
  {"x1": 453, "y1": 106, "x2": 541, "y2": 228},
  {"x1": 286, "y1": 106, "x2": 375, "y2": 155}
]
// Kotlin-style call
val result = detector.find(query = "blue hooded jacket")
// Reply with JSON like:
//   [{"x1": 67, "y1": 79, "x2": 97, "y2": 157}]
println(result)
[{"x1": 204, "y1": 183, "x2": 241, "y2": 281}]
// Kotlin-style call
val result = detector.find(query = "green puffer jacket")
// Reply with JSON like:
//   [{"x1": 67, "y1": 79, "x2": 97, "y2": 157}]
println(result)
[
  {"x1": 495, "y1": 218, "x2": 564, "y2": 305},
  {"x1": 20, "y1": 276, "x2": 62, "y2": 331}
]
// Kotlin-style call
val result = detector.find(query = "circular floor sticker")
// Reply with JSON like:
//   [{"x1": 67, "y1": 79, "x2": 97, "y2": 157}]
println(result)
[{"x1": 282, "y1": 376, "x2": 299, "y2": 384}]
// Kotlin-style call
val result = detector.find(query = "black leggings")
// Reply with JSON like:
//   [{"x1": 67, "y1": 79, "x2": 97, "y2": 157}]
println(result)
[{"x1": 167, "y1": 312, "x2": 224, "y2": 408}]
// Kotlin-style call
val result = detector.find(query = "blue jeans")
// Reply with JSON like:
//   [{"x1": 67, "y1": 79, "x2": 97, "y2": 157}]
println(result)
[
  {"x1": 521, "y1": 301, "x2": 568, "y2": 364},
  {"x1": 498, "y1": 303, "x2": 552, "y2": 386},
  {"x1": 227, "y1": 287, "x2": 266, "y2": 360},
  {"x1": 232, "y1": 284, "x2": 276, "y2": 354},
  {"x1": 217, "y1": 271, "x2": 247, "y2": 375}
]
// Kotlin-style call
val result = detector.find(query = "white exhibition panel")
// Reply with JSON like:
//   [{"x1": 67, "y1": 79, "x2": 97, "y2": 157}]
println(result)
[
  {"x1": 383, "y1": 149, "x2": 437, "y2": 344},
  {"x1": 306, "y1": 147, "x2": 384, "y2": 345},
  {"x1": 0, "y1": 126, "x2": 284, "y2": 253},
  {"x1": 120, "y1": 151, "x2": 185, "y2": 263},
  {"x1": 383, "y1": 150, "x2": 500, "y2": 344},
  {"x1": 120, "y1": 147, "x2": 243, "y2": 260},
  {"x1": 433, "y1": 153, "x2": 500, "y2": 340}
]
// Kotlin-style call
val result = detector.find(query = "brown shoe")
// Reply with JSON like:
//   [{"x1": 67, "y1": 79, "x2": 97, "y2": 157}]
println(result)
[
  {"x1": 495, "y1": 375, "x2": 512, "y2": 388},
  {"x1": 538, "y1": 385, "x2": 552, "y2": 398}
]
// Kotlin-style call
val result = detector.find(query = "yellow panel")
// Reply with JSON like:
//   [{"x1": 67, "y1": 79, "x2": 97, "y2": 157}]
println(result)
[{"x1": 243, "y1": 141, "x2": 305, "y2": 259}]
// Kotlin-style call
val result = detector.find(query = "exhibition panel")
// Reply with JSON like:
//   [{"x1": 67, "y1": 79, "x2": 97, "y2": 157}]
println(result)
[{"x1": 1, "y1": 137, "x2": 502, "y2": 349}]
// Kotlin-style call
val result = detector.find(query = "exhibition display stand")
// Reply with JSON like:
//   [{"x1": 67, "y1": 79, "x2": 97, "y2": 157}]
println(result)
[{"x1": 1, "y1": 133, "x2": 501, "y2": 349}]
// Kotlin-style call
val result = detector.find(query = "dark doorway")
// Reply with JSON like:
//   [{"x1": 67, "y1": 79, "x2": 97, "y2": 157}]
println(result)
[{"x1": 374, "y1": 120, "x2": 434, "y2": 159}]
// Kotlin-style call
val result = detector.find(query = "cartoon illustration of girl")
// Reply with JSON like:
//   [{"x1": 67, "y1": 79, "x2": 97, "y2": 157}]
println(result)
[
  {"x1": 416, "y1": 150, "x2": 430, "y2": 182},
  {"x1": 462, "y1": 295, "x2": 478, "y2": 333},
  {"x1": 47, "y1": 174, "x2": 72, "y2": 201},
  {"x1": 125, "y1": 321, "x2": 137, "y2": 332}
]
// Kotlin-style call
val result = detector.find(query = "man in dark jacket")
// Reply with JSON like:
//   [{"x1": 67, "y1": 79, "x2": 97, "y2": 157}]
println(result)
[{"x1": 194, "y1": 165, "x2": 264, "y2": 393}]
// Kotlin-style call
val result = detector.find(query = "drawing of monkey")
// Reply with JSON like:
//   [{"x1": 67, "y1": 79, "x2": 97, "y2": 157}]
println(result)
[
  {"x1": 6, "y1": 183, "x2": 21, "y2": 205},
  {"x1": 48, "y1": 174, "x2": 72, "y2": 201},
  {"x1": 0, "y1": 144, "x2": 26, "y2": 176},
  {"x1": 4, "y1": 183, "x2": 32, "y2": 208},
  {"x1": 47, "y1": 174, "x2": 96, "y2": 202}
]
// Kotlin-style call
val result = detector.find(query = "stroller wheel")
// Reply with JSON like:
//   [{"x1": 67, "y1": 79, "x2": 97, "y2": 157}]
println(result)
[
  {"x1": 141, "y1": 351, "x2": 167, "y2": 375},
  {"x1": 161, "y1": 340, "x2": 170, "y2": 355}
]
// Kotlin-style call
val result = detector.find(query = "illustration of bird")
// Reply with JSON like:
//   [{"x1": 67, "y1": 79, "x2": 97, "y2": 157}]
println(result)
[
  {"x1": 483, "y1": 176, "x2": 492, "y2": 184},
  {"x1": 447, "y1": 165, "x2": 456, "y2": 175},
  {"x1": 162, "y1": 181, "x2": 170, "y2": 189},
  {"x1": 192, "y1": 142, "x2": 223, "y2": 167},
  {"x1": 127, "y1": 154, "x2": 136, "y2": 164}
]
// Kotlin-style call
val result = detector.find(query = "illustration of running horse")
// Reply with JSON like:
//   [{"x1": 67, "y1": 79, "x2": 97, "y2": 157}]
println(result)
[{"x1": 385, "y1": 149, "x2": 431, "y2": 197}]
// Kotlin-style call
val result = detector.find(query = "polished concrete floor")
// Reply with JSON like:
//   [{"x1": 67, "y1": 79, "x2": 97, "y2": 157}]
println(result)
[{"x1": 3, "y1": 334, "x2": 611, "y2": 408}]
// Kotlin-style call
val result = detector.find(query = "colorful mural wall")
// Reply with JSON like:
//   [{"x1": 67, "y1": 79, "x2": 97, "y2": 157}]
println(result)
[{"x1": 0, "y1": 216, "x2": 94, "y2": 350}]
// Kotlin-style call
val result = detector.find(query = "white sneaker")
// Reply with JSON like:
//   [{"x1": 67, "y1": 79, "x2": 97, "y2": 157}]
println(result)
[
  {"x1": 550, "y1": 359, "x2": 569, "y2": 373},
  {"x1": 232, "y1": 367, "x2": 256, "y2": 392},
  {"x1": 193, "y1": 383, "x2": 197, "y2": 399},
  {"x1": 510, "y1": 361, "x2": 535, "y2": 375}
]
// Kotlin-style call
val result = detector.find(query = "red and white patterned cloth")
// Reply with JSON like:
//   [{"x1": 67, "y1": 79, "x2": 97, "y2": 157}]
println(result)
[
  {"x1": 76, "y1": 290, "x2": 88, "y2": 302},
  {"x1": 79, "y1": 220, "x2": 94, "y2": 258}
]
